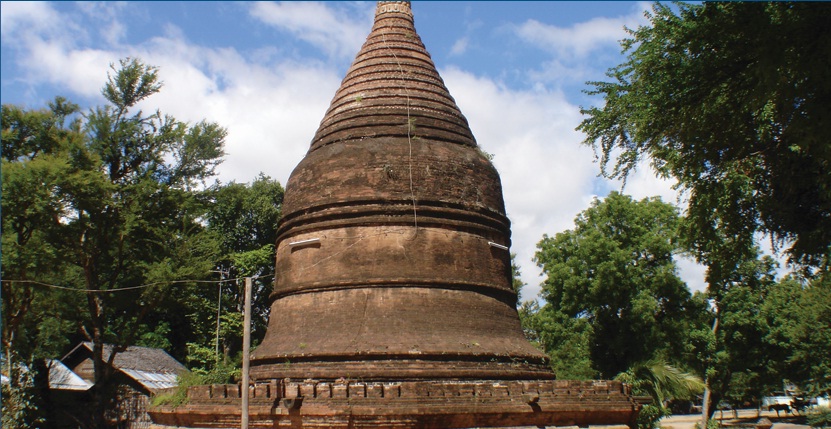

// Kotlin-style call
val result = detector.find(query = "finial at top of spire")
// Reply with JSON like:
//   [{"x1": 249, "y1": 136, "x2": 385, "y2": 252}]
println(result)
[{"x1": 376, "y1": 1, "x2": 412, "y2": 18}]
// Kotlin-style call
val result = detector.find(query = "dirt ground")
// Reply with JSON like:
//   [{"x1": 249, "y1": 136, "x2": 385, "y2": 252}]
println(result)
[{"x1": 661, "y1": 409, "x2": 813, "y2": 429}]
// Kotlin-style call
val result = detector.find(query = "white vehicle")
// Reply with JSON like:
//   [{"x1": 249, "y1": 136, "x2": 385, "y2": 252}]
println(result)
[{"x1": 762, "y1": 394, "x2": 793, "y2": 407}]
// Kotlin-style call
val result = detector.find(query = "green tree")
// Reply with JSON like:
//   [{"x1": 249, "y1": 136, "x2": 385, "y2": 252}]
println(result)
[
  {"x1": 577, "y1": 4, "x2": 831, "y2": 422},
  {"x1": 534, "y1": 192, "x2": 693, "y2": 378},
  {"x1": 685, "y1": 249, "x2": 780, "y2": 420},
  {"x1": 578, "y1": 2, "x2": 831, "y2": 270},
  {"x1": 512, "y1": 255, "x2": 597, "y2": 380},
  {"x1": 762, "y1": 274, "x2": 831, "y2": 397},
  {"x1": 183, "y1": 175, "x2": 284, "y2": 375},
  {"x1": 510, "y1": 252, "x2": 525, "y2": 302},
  {"x1": 2, "y1": 98, "x2": 87, "y2": 428},
  {"x1": 1, "y1": 98, "x2": 83, "y2": 363},
  {"x1": 522, "y1": 304, "x2": 597, "y2": 380},
  {"x1": 2, "y1": 57, "x2": 226, "y2": 428}
]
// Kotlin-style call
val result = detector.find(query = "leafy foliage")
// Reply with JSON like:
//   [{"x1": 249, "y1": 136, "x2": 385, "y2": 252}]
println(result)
[
  {"x1": 807, "y1": 407, "x2": 831, "y2": 429},
  {"x1": 678, "y1": 247, "x2": 782, "y2": 416},
  {"x1": 693, "y1": 418, "x2": 722, "y2": 429},
  {"x1": 578, "y1": 2, "x2": 831, "y2": 269},
  {"x1": 762, "y1": 274, "x2": 831, "y2": 397},
  {"x1": 1, "y1": 361, "x2": 47, "y2": 429},
  {"x1": 151, "y1": 371, "x2": 210, "y2": 409},
  {"x1": 510, "y1": 252, "x2": 525, "y2": 302},
  {"x1": 187, "y1": 174, "x2": 284, "y2": 370},
  {"x1": 2, "y1": 57, "x2": 287, "y2": 427},
  {"x1": 2, "y1": 57, "x2": 226, "y2": 427},
  {"x1": 534, "y1": 192, "x2": 693, "y2": 377},
  {"x1": 576, "y1": 4, "x2": 831, "y2": 420},
  {"x1": 618, "y1": 356, "x2": 704, "y2": 429},
  {"x1": 617, "y1": 360, "x2": 705, "y2": 407},
  {"x1": 521, "y1": 304, "x2": 597, "y2": 380}
]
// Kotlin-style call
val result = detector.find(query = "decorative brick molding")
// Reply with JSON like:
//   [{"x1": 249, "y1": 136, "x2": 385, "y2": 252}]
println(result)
[
  {"x1": 376, "y1": 1, "x2": 413, "y2": 17},
  {"x1": 149, "y1": 379, "x2": 640, "y2": 428}
]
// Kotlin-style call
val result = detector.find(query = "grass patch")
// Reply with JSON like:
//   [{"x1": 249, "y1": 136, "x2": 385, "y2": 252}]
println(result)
[{"x1": 151, "y1": 371, "x2": 206, "y2": 408}]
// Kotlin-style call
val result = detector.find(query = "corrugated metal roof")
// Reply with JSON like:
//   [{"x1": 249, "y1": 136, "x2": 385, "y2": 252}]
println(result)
[
  {"x1": 59, "y1": 342, "x2": 188, "y2": 393},
  {"x1": 48, "y1": 359, "x2": 92, "y2": 391},
  {"x1": 120, "y1": 368, "x2": 179, "y2": 392},
  {"x1": 68, "y1": 342, "x2": 187, "y2": 374}
]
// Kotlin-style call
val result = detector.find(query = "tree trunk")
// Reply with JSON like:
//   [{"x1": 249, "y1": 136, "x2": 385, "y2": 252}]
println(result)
[
  {"x1": 33, "y1": 359, "x2": 55, "y2": 429},
  {"x1": 85, "y1": 254, "x2": 110, "y2": 429},
  {"x1": 701, "y1": 312, "x2": 720, "y2": 429},
  {"x1": 701, "y1": 385, "x2": 712, "y2": 429},
  {"x1": 88, "y1": 294, "x2": 109, "y2": 429}
]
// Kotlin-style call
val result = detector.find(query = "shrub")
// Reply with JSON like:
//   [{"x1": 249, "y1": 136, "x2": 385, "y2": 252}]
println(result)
[
  {"x1": 807, "y1": 407, "x2": 831, "y2": 429},
  {"x1": 638, "y1": 404, "x2": 670, "y2": 429},
  {"x1": 693, "y1": 418, "x2": 721, "y2": 429}
]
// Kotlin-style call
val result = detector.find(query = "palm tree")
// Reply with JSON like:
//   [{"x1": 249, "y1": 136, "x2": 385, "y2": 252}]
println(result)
[{"x1": 617, "y1": 360, "x2": 706, "y2": 429}]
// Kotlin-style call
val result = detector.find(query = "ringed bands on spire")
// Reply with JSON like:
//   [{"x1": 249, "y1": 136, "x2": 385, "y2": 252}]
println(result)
[{"x1": 310, "y1": 0, "x2": 475, "y2": 152}]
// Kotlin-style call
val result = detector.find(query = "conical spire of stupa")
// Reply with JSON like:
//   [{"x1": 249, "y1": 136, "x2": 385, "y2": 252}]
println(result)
[{"x1": 311, "y1": 1, "x2": 475, "y2": 152}]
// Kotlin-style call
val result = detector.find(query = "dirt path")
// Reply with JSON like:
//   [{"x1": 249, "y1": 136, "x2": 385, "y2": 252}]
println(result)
[{"x1": 661, "y1": 410, "x2": 812, "y2": 429}]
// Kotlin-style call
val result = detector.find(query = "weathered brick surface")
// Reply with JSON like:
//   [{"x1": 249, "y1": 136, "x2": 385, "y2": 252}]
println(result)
[
  {"x1": 248, "y1": 0, "x2": 546, "y2": 381},
  {"x1": 151, "y1": 2, "x2": 640, "y2": 428}
]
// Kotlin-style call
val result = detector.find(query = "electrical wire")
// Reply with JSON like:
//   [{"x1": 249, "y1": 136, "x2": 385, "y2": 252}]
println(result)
[
  {"x1": 381, "y1": 30, "x2": 419, "y2": 237},
  {"x1": 1, "y1": 276, "x2": 255, "y2": 293}
]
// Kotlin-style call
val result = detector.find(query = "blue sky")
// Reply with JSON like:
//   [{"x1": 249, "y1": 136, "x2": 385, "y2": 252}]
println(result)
[{"x1": 1, "y1": 1, "x2": 708, "y2": 300}]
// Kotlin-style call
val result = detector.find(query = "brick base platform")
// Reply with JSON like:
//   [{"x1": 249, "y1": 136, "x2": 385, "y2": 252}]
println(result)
[{"x1": 148, "y1": 379, "x2": 641, "y2": 429}]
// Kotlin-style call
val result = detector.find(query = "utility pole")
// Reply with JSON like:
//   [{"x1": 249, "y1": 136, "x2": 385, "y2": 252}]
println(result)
[
  {"x1": 241, "y1": 277, "x2": 252, "y2": 429},
  {"x1": 216, "y1": 270, "x2": 224, "y2": 363},
  {"x1": 210, "y1": 269, "x2": 228, "y2": 364}
]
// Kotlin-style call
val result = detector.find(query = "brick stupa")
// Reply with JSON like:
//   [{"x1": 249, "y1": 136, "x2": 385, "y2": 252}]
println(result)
[{"x1": 150, "y1": 2, "x2": 641, "y2": 428}]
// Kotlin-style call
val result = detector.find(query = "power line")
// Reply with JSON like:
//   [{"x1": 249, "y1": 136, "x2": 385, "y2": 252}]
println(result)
[{"x1": 0, "y1": 276, "x2": 265, "y2": 293}]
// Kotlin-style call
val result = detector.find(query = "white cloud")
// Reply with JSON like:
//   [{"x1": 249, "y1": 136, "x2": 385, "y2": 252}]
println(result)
[
  {"x1": 1, "y1": 2, "x2": 113, "y2": 98},
  {"x1": 118, "y1": 34, "x2": 343, "y2": 187},
  {"x1": 21, "y1": 42, "x2": 114, "y2": 98},
  {"x1": 513, "y1": 2, "x2": 650, "y2": 59},
  {"x1": 442, "y1": 67, "x2": 601, "y2": 302},
  {"x1": 450, "y1": 37, "x2": 469, "y2": 56},
  {"x1": 249, "y1": 2, "x2": 372, "y2": 60},
  {"x1": 75, "y1": 2, "x2": 128, "y2": 46},
  {"x1": 1, "y1": 2, "x2": 65, "y2": 40},
  {"x1": 140, "y1": 44, "x2": 342, "y2": 186},
  {"x1": 612, "y1": 160, "x2": 682, "y2": 206}
]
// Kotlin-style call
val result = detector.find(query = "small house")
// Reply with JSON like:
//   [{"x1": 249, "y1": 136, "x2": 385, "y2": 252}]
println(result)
[{"x1": 54, "y1": 342, "x2": 187, "y2": 429}]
